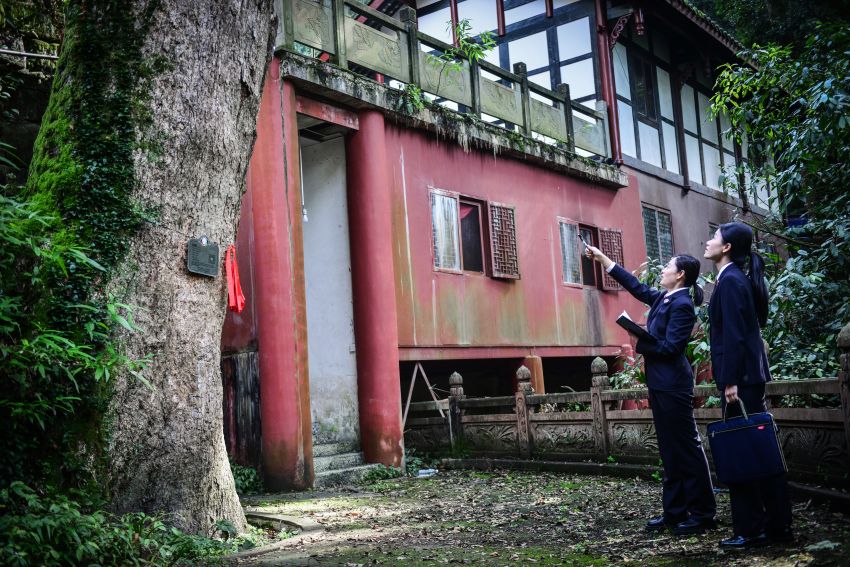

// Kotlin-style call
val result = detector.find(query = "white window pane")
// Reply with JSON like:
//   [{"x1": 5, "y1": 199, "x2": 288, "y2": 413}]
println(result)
[
  {"x1": 483, "y1": 45, "x2": 501, "y2": 67},
  {"x1": 681, "y1": 84, "x2": 697, "y2": 133},
  {"x1": 416, "y1": 0, "x2": 442, "y2": 7},
  {"x1": 719, "y1": 112, "x2": 734, "y2": 152},
  {"x1": 505, "y1": 0, "x2": 544, "y2": 26},
  {"x1": 656, "y1": 67, "x2": 674, "y2": 120},
  {"x1": 458, "y1": 0, "x2": 498, "y2": 35},
  {"x1": 559, "y1": 221, "x2": 581, "y2": 284},
  {"x1": 702, "y1": 143, "x2": 721, "y2": 189},
  {"x1": 431, "y1": 193, "x2": 460, "y2": 270},
  {"x1": 509, "y1": 31, "x2": 549, "y2": 71},
  {"x1": 560, "y1": 58, "x2": 595, "y2": 98},
  {"x1": 557, "y1": 17, "x2": 591, "y2": 61},
  {"x1": 419, "y1": 8, "x2": 453, "y2": 44},
  {"x1": 529, "y1": 70, "x2": 551, "y2": 90},
  {"x1": 613, "y1": 43, "x2": 630, "y2": 99},
  {"x1": 554, "y1": 0, "x2": 582, "y2": 6},
  {"x1": 638, "y1": 122, "x2": 662, "y2": 167},
  {"x1": 662, "y1": 121, "x2": 679, "y2": 174},
  {"x1": 619, "y1": 101, "x2": 637, "y2": 158},
  {"x1": 685, "y1": 133, "x2": 702, "y2": 184},
  {"x1": 698, "y1": 92, "x2": 717, "y2": 143}
]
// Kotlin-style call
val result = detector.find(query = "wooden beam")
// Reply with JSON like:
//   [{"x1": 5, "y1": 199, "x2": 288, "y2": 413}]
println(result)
[{"x1": 295, "y1": 96, "x2": 360, "y2": 130}]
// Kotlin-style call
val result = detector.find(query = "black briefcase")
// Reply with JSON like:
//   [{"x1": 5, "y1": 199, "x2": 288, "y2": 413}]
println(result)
[{"x1": 706, "y1": 400, "x2": 787, "y2": 484}]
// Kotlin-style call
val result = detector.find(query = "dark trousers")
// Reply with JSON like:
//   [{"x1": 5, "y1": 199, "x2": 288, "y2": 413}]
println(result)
[
  {"x1": 721, "y1": 383, "x2": 793, "y2": 537},
  {"x1": 649, "y1": 389, "x2": 716, "y2": 522}
]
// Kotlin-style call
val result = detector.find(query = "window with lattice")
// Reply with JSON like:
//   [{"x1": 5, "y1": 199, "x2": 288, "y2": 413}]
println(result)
[
  {"x1": 558, "y1": 220, "x2": 582, "y2": 284},
  {"x1": 641, "y1": 205, "x2": 674, "y2": 262},
  {"x1": 488, "y1": 203, "x2": 520, "y2": 279},
  {"x1": 599, "y1": 228, "x2": 624, "y2": 290}
]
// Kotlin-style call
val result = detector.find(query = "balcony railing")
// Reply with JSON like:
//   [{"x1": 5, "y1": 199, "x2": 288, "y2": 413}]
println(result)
[{"x1": 278, "y1": 0, "x2": 610, "y2": 158}]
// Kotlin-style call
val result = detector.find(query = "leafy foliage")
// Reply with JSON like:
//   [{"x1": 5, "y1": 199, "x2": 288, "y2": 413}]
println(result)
[
  {"x1": 229, "y1": 460, "x2": 263, "y2": 496},
  {"x1": 712, "y1": 24, "x2": 850, "y2": 380},
  {"x1": 0, "y1": 482, "x2": 257, "y2": 566},
  {"x1": 427, "y1": 19, "x2": 496, "y2": 97}
]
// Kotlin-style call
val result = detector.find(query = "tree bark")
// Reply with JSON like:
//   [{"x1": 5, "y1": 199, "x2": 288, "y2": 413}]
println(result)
[{"x1": 104, "y1": 1, "x2": 274, "y2": 533}]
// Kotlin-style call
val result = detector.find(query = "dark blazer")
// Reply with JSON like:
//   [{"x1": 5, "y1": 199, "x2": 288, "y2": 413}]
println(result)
[
  {"x1": 609, "y1": 264, "x2": 696, "y2": 392},
  {"x1": 708, "y1": 263, "x2": 771, "y2": 388}
]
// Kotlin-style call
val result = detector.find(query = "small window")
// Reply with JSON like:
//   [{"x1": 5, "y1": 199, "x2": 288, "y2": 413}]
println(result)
[
  {"x1": 642, "y1": 205, "x2": 674, "y2": 262},
  {"x1": 430, "y1": 190, "x2": 519, "y2": 278},
  {"x1": 579, "y1": 226, "x2": 598, "y2": 286},
  {"x1": 628, "y1": 53, "x2": 657, "y2": 123},
  {"x1": 558, "y1": 220, "x2": 582, "y2": 284}
]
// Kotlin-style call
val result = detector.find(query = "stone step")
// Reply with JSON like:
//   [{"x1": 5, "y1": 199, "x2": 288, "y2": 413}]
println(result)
[
  {"x1": 312, "y1": 442, "x2": 358, "y2": 458},
  {"x1": 313, "y1": 463, "x2": 385, "y2": 488},
  {"x1": 314, "y1": 451, "x2": 364, "y2": 473}
]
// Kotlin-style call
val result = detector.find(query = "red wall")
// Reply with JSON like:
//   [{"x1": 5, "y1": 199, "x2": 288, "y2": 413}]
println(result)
[{"x1": 386, "y1": 125, "x2": 647, "y2": 360}]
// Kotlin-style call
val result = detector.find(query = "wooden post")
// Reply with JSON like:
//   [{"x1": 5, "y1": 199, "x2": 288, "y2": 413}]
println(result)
[
  {"x1": 448, "y1": 371, "x2": 465, "y2": 452},
  {"x1": 515, "y1": 365, "x2": 533, "y2": 458},
  {"x1": 513, "y1": 62, "x2": 532, "y2": 137},
  {"x1": 521, "y1": 355, "x2": 545, "y2": 394},
  {"x1": 470, "y1": 59, "x2": 482, "y2": 116},
  {"x1": 838, "y1": 323, "x2": 850, "y2": 457},
  {"x1": 332, "y1": 0, "x2": 347, "y2": 68},
  {"x1": 590, "y1": 357, "x2": 610, "y2": 458},
  {"x1": 399, "y1": 6, "x2": 420, "y2": 87},
  {"x1": 556, "y1": 83, "x2": 574, "y2": 152}
]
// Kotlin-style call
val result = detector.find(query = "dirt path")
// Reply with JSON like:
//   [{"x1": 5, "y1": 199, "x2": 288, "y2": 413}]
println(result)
[{"x1": 239, "y1": 470, "x2": 849, "y2": 566}]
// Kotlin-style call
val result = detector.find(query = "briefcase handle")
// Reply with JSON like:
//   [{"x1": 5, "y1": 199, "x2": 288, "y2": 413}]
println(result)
[{"x1": 722, "y1": 398, "x2": 749, "y2": 422}]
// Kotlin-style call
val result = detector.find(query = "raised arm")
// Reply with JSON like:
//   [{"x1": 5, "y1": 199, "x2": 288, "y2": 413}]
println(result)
[{"x1": 585, "y1": 245, "x2": 662, "y2": 306}]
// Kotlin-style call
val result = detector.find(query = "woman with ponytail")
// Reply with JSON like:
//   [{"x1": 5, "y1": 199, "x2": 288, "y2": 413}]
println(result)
[
  {"x1": 585, "y1": 247, "x2": 716, "y2": 536},
  {"x1": 704, "y1": 222, "x2": 792, "y2": 548}
]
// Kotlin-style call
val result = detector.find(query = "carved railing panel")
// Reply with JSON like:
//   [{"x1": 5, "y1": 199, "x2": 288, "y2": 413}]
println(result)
[
  {"x1": 293, "y1": 0, "x2": 334, "y2": 53},
  {"x1": 573, "y1": 109, "x2": 607, "y2": 156},
  {"x1": 480, "y1": 77, "x2": 524, "y2": 126},
  {"x1": 530, "y1": 98, "x2": 567, "y2": 142},
  {"x1": 419, "y1": 54, "x2": 472, "y2": 107},
  {"x1": 464, "y1": 422, "x2": 518, "y2": 453},
  {"x1": 531, "y1": 421, "x2": 595, "y2": 453},
  {"x1": 344, "y1": 18, "x2": 410, "y2": 81}
]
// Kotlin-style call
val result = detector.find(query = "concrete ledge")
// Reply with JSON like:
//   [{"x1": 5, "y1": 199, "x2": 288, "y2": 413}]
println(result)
[
  {"x1": 279, "y1": 52, "x2": 629, "y2": 190},
  {"x1": 225, "y1": 511, "x2": 324, "y2": 564}
]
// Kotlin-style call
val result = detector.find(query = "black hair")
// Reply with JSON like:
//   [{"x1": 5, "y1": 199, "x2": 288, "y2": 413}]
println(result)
[
  {"x1": 674, "y1": 254, "x2": 704, "y2": 306},
  {"x1": 719, "y1": 222, "x2": 769, "y2": 327}
]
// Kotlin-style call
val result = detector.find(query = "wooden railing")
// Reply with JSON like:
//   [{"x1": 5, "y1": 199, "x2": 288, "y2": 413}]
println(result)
[
  {"x1": 405, "y1": 329, "x2": 850, "y2": 487},
  {"x1": 278, "y1": 0, "x2": 609, "y2": 157}
]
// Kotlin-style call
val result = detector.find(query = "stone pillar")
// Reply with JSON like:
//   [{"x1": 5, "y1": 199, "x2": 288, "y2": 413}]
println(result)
[
  {"x1": 448, "y1": 372, "x2": 465, "y2": 452},
  {"x1": 590, "y1": 357, "x2": 610, "y2": 458},
  {"x1": 252, "y1": 64, "x2": 313, "y2": 490},
  {"x1": 838, "y1": 323, "x2": 850, "y2": 455},
  {"x1": 346, "y1": 109, "x2": 404, "y2": 467},
  {"x1": 515, "y1": 366, "x2": 533, "y2": 458}
]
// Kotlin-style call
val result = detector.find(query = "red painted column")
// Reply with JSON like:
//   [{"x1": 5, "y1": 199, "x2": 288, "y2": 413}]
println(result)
[
  {"x1": 250, "y1": 60, "x2": 313, "y2": 490},
  {"x1": 594, "y1": 0, "x2": 623, "y2": 164},
  {"x1": 346, "y1": 110, "x2": 404, "y2": 467}
]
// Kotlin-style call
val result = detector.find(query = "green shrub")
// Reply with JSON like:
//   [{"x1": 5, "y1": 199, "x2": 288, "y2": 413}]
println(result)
[
  {"x1": 363, "y1": 465, "x2": 403, "y2": 483},
  {"x1": 229, "y1": 460, "x2": 263, "y2": 496},
  {"x1": 0, "y1": 482, "x2": 254, "y2": 566}
]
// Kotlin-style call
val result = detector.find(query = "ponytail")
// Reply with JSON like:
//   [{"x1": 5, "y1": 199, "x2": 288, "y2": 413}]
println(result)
[
  {"x1": 719, "y1": 222, "x2": 769, "y2": 327},
  {"x1": 691, "y1": 282, "x2": 704, "y2": 307},
  {"x1": 749, "y1": 250, "x2": 768, "y2": 327}
]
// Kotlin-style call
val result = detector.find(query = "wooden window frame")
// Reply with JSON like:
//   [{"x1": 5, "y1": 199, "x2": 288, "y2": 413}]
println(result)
[
  {"x1": 641, "y1": 203, "x2": 675, "y2": 263},
  {"x1": 557, "y1": 217, "x2": 582, "y2": 287},
  {"x1": 459, "y1": 197, "x2": 488, "y2": 275},
  {"x1": 430, "y1": 188, "x2": 463, "y2": 275},
  {"x1": 488, "y1": 200, "x2": 520, "y2": 280}
]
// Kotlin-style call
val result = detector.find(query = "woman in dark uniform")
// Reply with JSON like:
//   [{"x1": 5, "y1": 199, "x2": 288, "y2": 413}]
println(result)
[
  {"x1": 585, "y1": 246, "x2": 716, "y2": 535},
  {"x1": 704, "y1": 222, "x2": 792, "y2": 548}
]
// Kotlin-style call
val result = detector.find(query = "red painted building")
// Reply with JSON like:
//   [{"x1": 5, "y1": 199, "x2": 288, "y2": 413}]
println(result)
[{"x1": 221, "y1": 0, "x2": 765, "y2": 489}]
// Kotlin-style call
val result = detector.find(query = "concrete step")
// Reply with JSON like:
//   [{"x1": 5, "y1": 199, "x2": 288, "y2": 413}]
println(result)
[
  {"x1": 313, "y1": 463, "x2": 385, "y2": 488},
  {"x1": 314, "y1": 451, "x2": 364, "y2": 473},
  {"x1": 313, "y1": 442, "x2": 358, "y2": 458}
]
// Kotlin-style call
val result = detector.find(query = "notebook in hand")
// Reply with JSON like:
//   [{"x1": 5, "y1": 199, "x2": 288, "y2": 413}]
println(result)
[{"x1": 616, "y1": 311, "x2": 653, "y2": 341}]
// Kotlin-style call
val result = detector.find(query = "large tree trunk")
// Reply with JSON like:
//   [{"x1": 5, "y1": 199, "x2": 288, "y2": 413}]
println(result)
[{"x1": 103, "y1": 1, "x2": 274, "y2": 533}]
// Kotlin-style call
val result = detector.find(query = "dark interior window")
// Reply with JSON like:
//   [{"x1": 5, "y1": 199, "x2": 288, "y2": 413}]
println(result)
[
  {"x1": 579, "y1": 226, "x2": 597, "y2": 286},
  {"x1": 460, "y1": 201, "x2": 484, "y2": 272},
  {"x1": 629, "y1": 54, "x2": 657, "y2": 122}
]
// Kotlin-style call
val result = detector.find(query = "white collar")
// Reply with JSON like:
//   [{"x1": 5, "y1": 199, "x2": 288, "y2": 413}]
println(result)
[
  {"x1": 717, "y1": 261, "x2": 734, "y2": 279},
  {"x1": 664, "y1": 287, "x2": 689, "y2": 298}
]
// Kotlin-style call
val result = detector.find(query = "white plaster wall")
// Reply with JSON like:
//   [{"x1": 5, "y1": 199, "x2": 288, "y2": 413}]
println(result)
[{"x1": 301, "y1": 137, "x2": 360, "y2": 447}]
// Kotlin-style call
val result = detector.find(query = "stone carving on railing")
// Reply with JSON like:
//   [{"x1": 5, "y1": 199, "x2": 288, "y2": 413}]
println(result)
[
  {"x1": 532, "y1": 423, "x2": 595, "y2": 452},
  {"x1": 610, "y1": 422, "x2": 658, "y2": 454},
  {"x1": 464, "y1": 423, "x2": 518, "y2": 452}
]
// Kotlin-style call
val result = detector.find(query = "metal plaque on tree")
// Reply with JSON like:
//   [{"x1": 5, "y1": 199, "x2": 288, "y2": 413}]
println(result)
[{"x1": 187, "y1": 236, "x2": 219, "y2": 277}]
